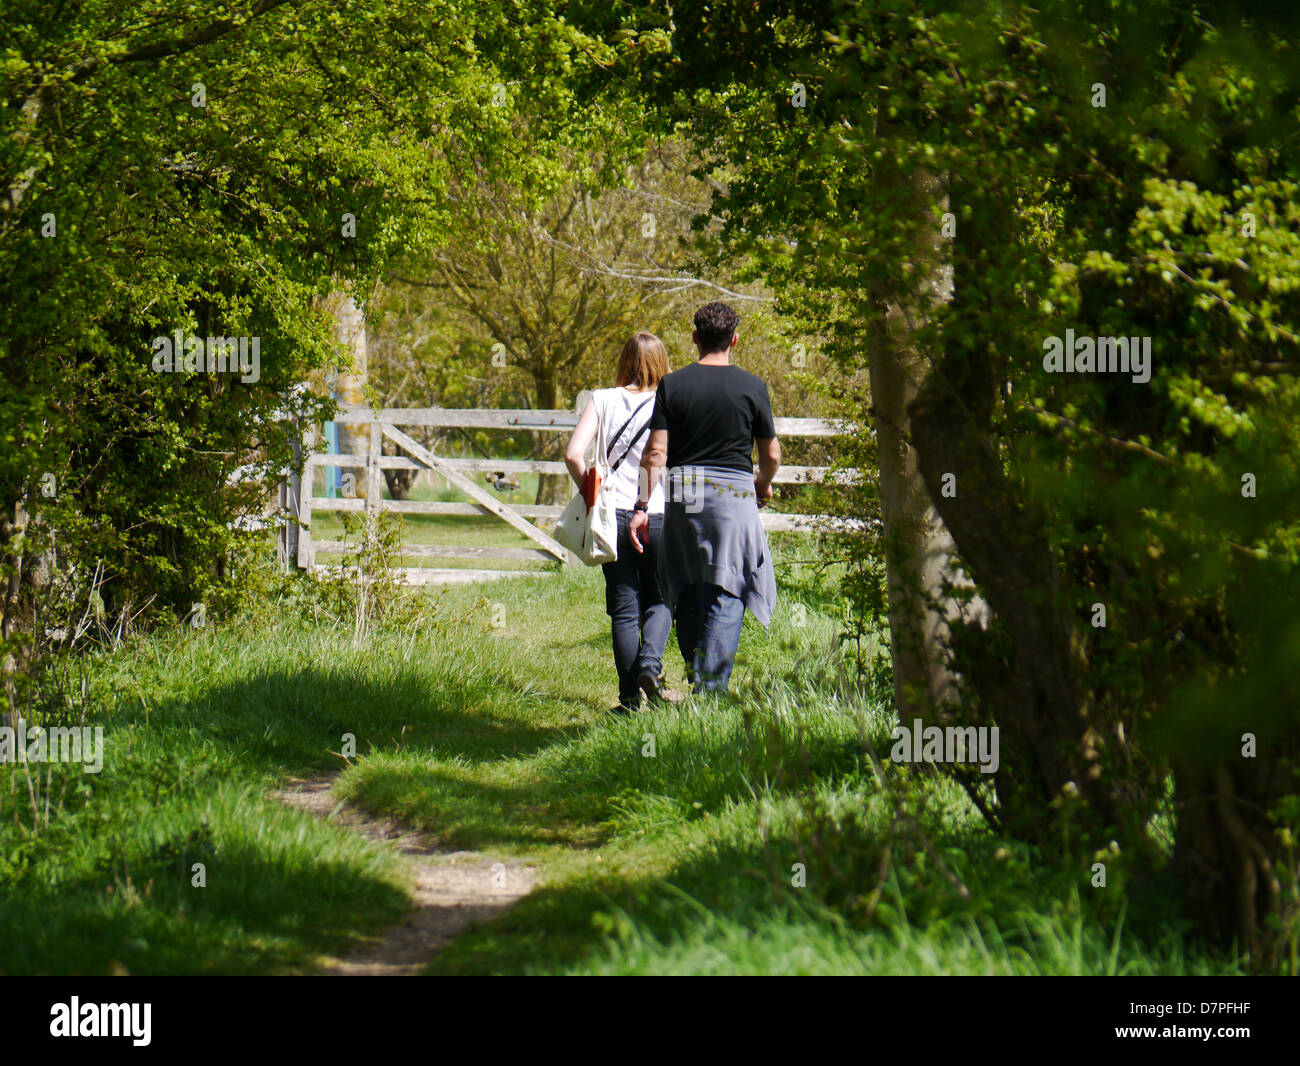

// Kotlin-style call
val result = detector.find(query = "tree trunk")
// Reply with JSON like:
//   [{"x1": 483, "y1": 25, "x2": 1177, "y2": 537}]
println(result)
[
  {"x1": 1169, "y1": 579, "x2": 1300, "y2": 969},
  {"x1": 381, "y1": 436, "x2": 417, "y2": 500},
  {"x1": 323, "y1": 289, "x2": 372, "y2": 500},
  {"x1": 867, "y1": 166, "x2": 987, "y2": 727},
  {"x1": 1175, "y1": 758, "x2": 1291, "y2": 969},
  {"x1": 532, "y1": 368, "x2": 569, "y2": 506},
  {"x1": 904, "y1": 175, "x2": 1118, "y2": 840}
]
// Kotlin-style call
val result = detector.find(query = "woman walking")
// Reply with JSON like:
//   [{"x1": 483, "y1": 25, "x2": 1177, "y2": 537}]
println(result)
[{"x1": 565, "y1": 333, "x2": 671, "y2": 713}]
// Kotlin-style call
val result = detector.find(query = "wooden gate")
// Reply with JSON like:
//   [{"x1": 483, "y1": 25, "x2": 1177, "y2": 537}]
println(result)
[{"x1": 281, "y1": 406, "x2": 853, "y2": 585}]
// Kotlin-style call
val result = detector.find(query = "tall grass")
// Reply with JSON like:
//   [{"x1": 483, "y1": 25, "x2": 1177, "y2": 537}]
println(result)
[{"x1": 2, "y1": 556, "x2": 1243, "y2": 975}]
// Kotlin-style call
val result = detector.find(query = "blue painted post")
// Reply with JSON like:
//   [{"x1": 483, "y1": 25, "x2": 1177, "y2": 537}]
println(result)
[{"x1": 324, "y1": 420, "x2": 339, "y2": 498}]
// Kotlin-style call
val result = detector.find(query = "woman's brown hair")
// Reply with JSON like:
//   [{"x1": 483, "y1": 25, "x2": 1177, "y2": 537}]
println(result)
[{"x1": 614, "y1": 332, "x2": 669, "y2": 391}]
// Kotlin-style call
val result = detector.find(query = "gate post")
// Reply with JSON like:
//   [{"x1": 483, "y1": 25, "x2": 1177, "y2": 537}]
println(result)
[
  {"x1": 366, "y1": 419, "x2": 382, "y2": 518},
  {"x1": 277, "y1": 434, "x2": 302, "y2": 571},
  {"x1": 297, "y1": 426, "x2": 317, "y2": 570}
]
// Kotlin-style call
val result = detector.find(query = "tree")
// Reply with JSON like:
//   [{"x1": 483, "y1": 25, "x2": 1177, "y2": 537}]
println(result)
[
  {"x1": 0, "y1": 0, "x2": 617, "y2": 680},
  {"x1": 381, "y1": 138, "x2": 780, "y2": 504}
]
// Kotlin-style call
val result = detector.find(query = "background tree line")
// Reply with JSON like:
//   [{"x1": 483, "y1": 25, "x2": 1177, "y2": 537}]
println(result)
[{"x1": 368, "y1": 136, "x2": 834, "y2": 504}]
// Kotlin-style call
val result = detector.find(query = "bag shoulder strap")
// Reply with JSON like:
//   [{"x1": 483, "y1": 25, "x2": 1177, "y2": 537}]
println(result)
[
  {"x1": 610, "y1": 419, "x2": 652, "y2": 474},
  {"x1": 603, "y1": 394, "x2": 654, "y2": 468}
]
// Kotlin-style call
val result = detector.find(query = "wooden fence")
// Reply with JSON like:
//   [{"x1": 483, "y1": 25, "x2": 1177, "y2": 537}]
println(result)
[{"x1": 279, "y1": 407, "x2": 855, "y2": 584}]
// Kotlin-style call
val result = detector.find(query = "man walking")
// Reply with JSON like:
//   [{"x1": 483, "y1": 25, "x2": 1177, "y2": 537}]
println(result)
[{"x1": 629, "y1": 301, "x2": 781, "y2": 694}]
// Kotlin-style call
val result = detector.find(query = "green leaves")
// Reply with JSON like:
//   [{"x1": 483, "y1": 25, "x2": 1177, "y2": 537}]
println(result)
[{"x1": 0, "y1": 0, "x2": 614, "y2": 620}]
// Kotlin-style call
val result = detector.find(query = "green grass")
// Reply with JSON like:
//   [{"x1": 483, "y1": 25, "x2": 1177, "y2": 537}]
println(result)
[{"x1": 0, "y1": 541, "x2": 1243, "y2": 975}]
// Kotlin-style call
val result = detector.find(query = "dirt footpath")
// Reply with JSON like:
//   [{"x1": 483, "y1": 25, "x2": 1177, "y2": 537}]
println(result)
[{"x1": 275, "y1": 774, "x2": 536, "y2": 976}]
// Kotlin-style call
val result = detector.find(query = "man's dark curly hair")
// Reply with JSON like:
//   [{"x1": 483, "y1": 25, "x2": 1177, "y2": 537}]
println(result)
[{"x1": 693, "y1": 301, "x2": 740, "y2": 354}]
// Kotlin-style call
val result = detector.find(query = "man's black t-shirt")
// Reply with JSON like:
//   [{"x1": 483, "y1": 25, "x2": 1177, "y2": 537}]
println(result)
[{"x1": 649, "y1": 362, "x2": 777, "y2": 472}]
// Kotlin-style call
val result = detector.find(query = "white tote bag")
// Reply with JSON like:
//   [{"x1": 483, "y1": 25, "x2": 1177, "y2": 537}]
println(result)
[{"x1": 554, "y1": 398, "x2": 619, "y2": 565}]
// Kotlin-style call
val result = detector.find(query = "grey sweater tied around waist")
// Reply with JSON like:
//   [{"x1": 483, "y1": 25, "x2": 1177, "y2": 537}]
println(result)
[{"x1": 657, "y1": 465, "x2": 778, "y2": 628}]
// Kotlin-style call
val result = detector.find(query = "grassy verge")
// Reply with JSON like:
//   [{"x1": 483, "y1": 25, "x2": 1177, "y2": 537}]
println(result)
[
  {"x1": 336, "y1": 565, "x2": 1236, "y2": 976},
  {"x1": 1, "y1": 545, "x2": 1240, "y2": 975}
]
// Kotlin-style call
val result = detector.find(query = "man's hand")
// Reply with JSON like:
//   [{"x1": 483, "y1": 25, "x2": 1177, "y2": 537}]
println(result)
[
  {"x1": 629, "y1": 508, "x2": 649, "y2": 553},
  {"x1": 755, "y1": 437, "x2": 780, "y2": 509}
]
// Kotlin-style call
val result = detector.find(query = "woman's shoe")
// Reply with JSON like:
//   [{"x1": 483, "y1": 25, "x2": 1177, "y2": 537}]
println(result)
[{"x1": 637, "y1": 669, "x2": 666, "y2": 707}]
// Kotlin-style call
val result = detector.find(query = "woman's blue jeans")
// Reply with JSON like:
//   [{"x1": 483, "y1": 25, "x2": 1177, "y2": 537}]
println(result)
[{"x1": 602, "y1": 509, "x2": 671, "y2": 711}]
